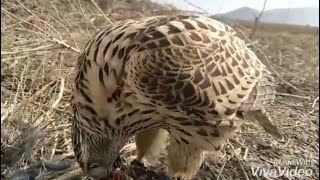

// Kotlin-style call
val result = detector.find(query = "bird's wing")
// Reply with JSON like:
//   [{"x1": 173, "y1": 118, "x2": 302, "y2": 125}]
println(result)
[{"x1": 125, "y1": 16, "x2": 265, "y2": 120}]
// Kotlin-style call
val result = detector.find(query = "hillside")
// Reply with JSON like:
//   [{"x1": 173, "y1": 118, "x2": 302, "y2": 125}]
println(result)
[{"x1": 214, "y1": 7, "x2": 319, "y2": 27}]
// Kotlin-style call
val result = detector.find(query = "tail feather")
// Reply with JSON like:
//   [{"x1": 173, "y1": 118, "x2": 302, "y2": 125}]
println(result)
[
  {"x1": 240, "y1": 69, "x2": 276, "y2": 111},
  {"x1": 238, "y1": 69, "x2": 282, "y2": 139},
  {"x1": 244, "y1": 107, "x2": 283, "y2": 139}
]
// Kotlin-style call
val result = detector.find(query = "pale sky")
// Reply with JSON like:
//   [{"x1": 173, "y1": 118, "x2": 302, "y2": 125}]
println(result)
[{"x1": 153, "y1": 0, "x2": 319, "y2": 14}]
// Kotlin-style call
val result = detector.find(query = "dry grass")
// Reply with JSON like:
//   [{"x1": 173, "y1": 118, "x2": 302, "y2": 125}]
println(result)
[{"x1": 1, "y1": 0, "x2": 319, "y2": 179}]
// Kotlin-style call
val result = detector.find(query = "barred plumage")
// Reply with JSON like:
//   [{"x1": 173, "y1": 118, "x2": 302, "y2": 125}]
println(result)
[{"x1": 71, "y1": 15, "x2": 282, "y2": 180}]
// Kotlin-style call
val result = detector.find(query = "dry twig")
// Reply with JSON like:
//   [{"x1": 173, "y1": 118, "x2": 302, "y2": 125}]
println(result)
[
  {"x1": 89, "y1": 0, "x2": 113, "y2": 24},
  {"x1": 227, "y1": 142, "x2": 250, "y2": 180},
  {"x1": 312, "y1": 97, "x2": 319, "y2": 109},
  {"x1": 277, "y1": 93, "x2": 311, "y2": 100},
  {"x1": 48, "y1": 38, "x2": 81, "y2": 53}
]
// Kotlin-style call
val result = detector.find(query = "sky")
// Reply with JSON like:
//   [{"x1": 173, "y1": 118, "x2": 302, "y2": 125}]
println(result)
[{"x1": 153, "y1": 0, "x2": 319, "y2": 14}]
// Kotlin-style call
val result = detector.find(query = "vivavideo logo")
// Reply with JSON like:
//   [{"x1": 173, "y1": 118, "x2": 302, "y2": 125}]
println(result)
[
  {"x1": 250, "y1": 159, "x2": 314, "y2": 178},
  {"x1": 251, "y1": 166, "x2": 314, "y2": 178}
]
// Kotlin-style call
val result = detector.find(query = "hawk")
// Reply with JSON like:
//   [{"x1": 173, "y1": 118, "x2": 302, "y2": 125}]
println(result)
[{"x1": 71, "y1": 15, "x2": 282, "y2": 180}]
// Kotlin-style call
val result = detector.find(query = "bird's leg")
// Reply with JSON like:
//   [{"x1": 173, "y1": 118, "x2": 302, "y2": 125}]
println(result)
[
  {"x1": 165, "y1": 138, "x2": 205, "y2": 180},
  {"x1": 134, "y1": 128, "x2": 169, "y2": 165}
]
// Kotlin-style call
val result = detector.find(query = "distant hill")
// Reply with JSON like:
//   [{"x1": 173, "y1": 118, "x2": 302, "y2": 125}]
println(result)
[{"x1": 213, "y1": 7, "x2": 319, "y2": 27}]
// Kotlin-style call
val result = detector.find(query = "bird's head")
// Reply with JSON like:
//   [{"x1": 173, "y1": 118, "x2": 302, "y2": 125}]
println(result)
[
  {"x1": 84, "y1": 147, "x2": 123, "y2": 179},
  {"x1": 72, "y1": 120, "x2": 125, "y2": 179}
]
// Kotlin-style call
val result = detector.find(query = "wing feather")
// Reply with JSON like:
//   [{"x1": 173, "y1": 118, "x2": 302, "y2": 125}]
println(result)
[{"x1": 126, "y1": 16, "x2": 265, "y2": 119}]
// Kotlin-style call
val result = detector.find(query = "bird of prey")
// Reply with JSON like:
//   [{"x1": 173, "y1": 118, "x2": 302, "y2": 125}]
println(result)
[{"x1": 71, "y1": 15, "x2": 282, "y2": 180}]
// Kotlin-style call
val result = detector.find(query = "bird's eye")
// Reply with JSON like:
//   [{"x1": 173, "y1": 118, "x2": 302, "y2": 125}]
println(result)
[{"x1": 89, "y1": 163, "x2": 100, "y2": 169}]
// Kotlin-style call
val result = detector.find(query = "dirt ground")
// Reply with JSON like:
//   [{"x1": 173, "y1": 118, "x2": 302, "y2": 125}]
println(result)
[{"x1": 1, "y1": 0, "x2": 319, "y2": 180}]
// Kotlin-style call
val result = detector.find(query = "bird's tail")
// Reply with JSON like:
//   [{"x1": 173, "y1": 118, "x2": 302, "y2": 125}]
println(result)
[
  {"x1": 238, "y1": 68, "x2": 283, "y2": 139},
  {"x1": 243, "y1": 107, "x2": 283, "y2": 139},
  {"x1": 239, "y1": 68, "x2": 276, "y2": 111}
]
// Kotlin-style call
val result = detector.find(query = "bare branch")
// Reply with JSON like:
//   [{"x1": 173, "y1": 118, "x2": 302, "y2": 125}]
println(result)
[
  {"x1": 182, "y1": 0, "x2": 210, "y2": 15},
  {"x1": 48, "y1": 38, "x2": 81, "y2": 54},
  {"x1": 249, "y1": 0, "x2": 267, "y2": 39},
  {"x1": 89, "y1": 0, "x2": 113, "y2": 24},
  {"x1": 1, "y1": 44, "x2": 56, "y2": 55}
]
